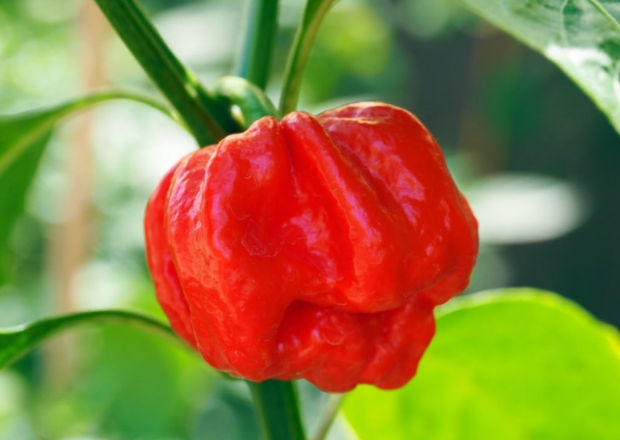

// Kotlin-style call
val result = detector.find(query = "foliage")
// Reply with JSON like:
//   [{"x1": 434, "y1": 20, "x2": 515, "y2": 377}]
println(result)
[
  {"x1": 0, "y1": 91, "x2": 172, "y2": 281},
  {"x1": 464, "y1": 0, "x2": 620, "y2": 134},
  {"x1": 344, "y1": 289, "x2": 620, "y2": 439},
  {"x1": 0, "y1": 0, "x2": 618, "y2": 439},
  {"x1": 0, "y1": 310, "x2": 176, "y2": 369}
]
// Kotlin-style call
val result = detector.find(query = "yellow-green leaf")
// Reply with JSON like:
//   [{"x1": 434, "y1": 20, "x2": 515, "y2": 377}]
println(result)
[{"x1": 344, "y1": 289, "x2": 620, "y2": 439}]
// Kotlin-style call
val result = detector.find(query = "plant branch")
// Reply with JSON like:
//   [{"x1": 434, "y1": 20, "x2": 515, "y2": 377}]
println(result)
[
  {"x1": 235, "y1": 0, "x2": 280, "y2": 89},
  {"x1": 279, "y1": 0, "x2": 335, "y2": 114},
  {"x1": 93, "y1": 0, "x2": 236, "y2": 145}
]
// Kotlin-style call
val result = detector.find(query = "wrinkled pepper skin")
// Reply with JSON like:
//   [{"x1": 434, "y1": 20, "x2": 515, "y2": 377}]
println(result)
[{"x1": 144, "y1": 102, "x2": 478, "y2": 392}]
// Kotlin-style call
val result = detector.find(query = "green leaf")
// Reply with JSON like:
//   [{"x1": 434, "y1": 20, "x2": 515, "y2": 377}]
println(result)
[
  {"x1": 93, "y1": 0, "x2": 239, "y2": 144},
  {"x1": 0, "y1": 310, "x2": 177, "y2": 369},
  {"x1": 279, "y1": 0, "x2": 337, "y2": 114},
  {"x1": 0, "y1": 133, "x2": 50, "y2": 281},
  {"x1": 0, "y1": 90, "x2": 172, "y2": 175},
  {"x1": 235, "y1": 0, "x2": 280, "y2": 89},
  {"x1": 463, "y1": 0, "x2": 620, "y2": 135},
  {"x1": 343, "y1": 289, "x2": 620, "y2": 440},
  {"x1": 0, "y1": 91, "x2": 174, "y2": 280}
]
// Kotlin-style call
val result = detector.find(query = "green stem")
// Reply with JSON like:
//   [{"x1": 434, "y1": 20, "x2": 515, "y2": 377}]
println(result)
[
  {"x1": 93, "y1": 0, "x2": 235, "y2": 145},
  {"x1": 248, "y1": 380, "x2": 307, "y2": 440},
  {"x1": 235, "y1": 0, "x2": 280, "y2": 89},
  {"x1": 279, "y1": 0, "x2": 336, "y2": 114}
]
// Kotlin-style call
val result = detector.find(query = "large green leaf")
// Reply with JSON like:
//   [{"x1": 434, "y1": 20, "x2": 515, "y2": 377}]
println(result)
[
  {"x1": 462, "y1": 0, "x2": 620, "y2": 135},
  {"x1": 343, "y1": 289, "x2": 620, "y2": 439},
  {"x1": 0, "y1": 310, "x2": 177, "y2": 369},
  {"x1": 0, "y1": 91, "x2": 173, "y2": 281}
]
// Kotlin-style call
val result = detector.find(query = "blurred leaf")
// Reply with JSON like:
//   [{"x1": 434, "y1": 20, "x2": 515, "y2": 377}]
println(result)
[
  {"x1": 0, "y1": 101, "x2": 69, "y2": 282},
  {"x1": 0, "y1": 310, "x2": 177, "y2": 369},
  {"x1": 74, "y1": 326, "x2": 201, "y2": 438},
  {"x1": 303, "y1": 0, "x2": 390, "y2": 103},
  {"x1": 344, "y1": 288, "x2": 620, "y2": 440},
  {"x1": 0, "y1": 91, "x2": 174, "y2": 281},
  {"x1": 0, "y1": 90, "x2": 172, "y2": 175},
  {"x1": 316, "y1": 1, "x2": 389, "y2": 77},
  {"x1": 396, "y1": 0, "x2": 468, "y2": 39},
  {"x1": 463, "y1": 0, "x2": 620, "y2": 135},
  {"x1": 0, "y1": 131, "x2": 50, "y2": 282}
]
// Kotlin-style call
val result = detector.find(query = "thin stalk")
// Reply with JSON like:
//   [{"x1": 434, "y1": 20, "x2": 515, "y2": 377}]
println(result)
[
  {"x1": 279, "y1": 0, "x2": 335, "y2": 114},
  {"x1": 235, "y1": 0, "x2": 280, "y2": 89},
  {"x1": 248, "y1": 380, "x2": 307, "y2": 440},
  {"x1": 311, "y1": 394, "x2": 345, "y2": 440},
  {"x1": 93, "y1": 0, "x2": 235, "y2": 145}
]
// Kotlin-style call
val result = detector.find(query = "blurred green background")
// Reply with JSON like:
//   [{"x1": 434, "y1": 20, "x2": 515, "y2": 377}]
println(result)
[{"x1": 1, "y1": 0, "x2": 618, "y2": 438}]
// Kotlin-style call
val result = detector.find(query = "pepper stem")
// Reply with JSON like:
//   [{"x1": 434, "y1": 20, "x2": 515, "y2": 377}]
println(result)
[{"x1": 247, "y1": 380, "x2": 307, "y2": 440}]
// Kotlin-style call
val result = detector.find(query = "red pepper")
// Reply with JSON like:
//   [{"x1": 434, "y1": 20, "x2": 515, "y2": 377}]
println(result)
[{"x1": 144, "y1": 102, "x2": 478, "y2": 392}]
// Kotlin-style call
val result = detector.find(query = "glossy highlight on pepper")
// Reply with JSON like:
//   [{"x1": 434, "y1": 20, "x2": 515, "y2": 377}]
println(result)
[{"x1": 144, "y1": 102, "x2": 478, "y2": 392}]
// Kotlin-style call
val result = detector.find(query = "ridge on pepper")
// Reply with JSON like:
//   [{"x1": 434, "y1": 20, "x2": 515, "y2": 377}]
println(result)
[{"x1": 144, "y1": 101, "x2": 478, "y2": 392}]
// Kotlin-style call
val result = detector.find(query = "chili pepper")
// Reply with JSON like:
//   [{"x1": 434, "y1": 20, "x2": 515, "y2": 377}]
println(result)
[{"x1": 144, "y1": 102, "x2": 478, "y2": 392}]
